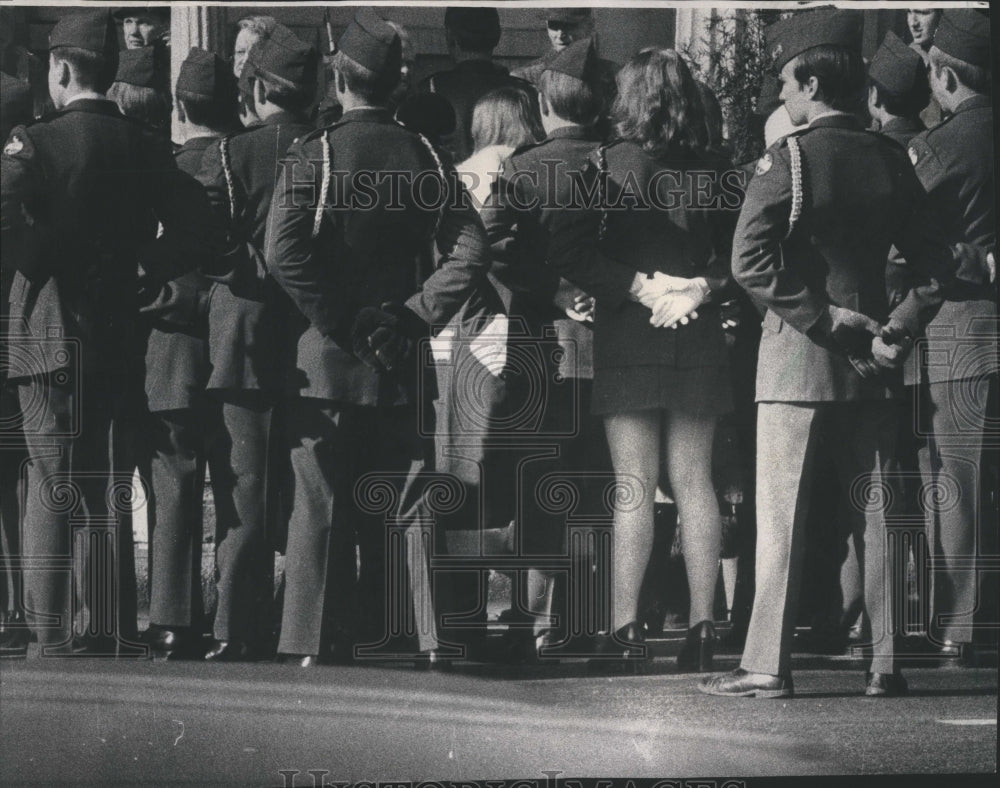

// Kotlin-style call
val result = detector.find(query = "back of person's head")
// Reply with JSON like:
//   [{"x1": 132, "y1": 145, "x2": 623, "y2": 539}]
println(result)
[
  {"x1": 444, "y1": 7, "x2": 501, "y2": 54},
  {"x1": 240, "y1": 24, "x2": 318, "y2": 116},
  {"x1": 791, "y1": 45, "x2": 867, "y2": 112},
  {"x1": 107, "y1": 81, "x2": 171, "y2": 129},
  {"x1": 928, "y1": 46, "x2": 991, "y2": 94},
  {"x1": 51, "y1": 46, "x2": 116, "y2": 93},
  {"x1": 926, "y1": 9, "x2": 991, "y2": 94},
  {"x1": 868, "y1": 74, "x2": 930, "y2": 119},
  {"x1": 471, "y1": 86, "x2": 544, "y2": 152},
  {"x1": 613, "y1": 48, "x2": 706, "y2": 156},
  {"x1": 333, "y1": 9, "x2": 402, "y2": 105},
  {"x1": 107, "y1": 45, "x2": 171, "y2": 129},
  {"x1": 538, "y1": 38, "x2": 605, "y2": 126},
  {"x1": 176, "y1": 48, "x2": 239, "y2": 130}
]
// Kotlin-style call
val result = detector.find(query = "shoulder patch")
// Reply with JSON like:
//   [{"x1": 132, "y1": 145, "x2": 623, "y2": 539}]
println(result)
[
  {"x1": 3, "y1": 135, "x2": 24, "y2": 156},
  {"x1": 754, "y1": 152, "x2": 773, "y2": 176},
  {"x1": 908, "y1": 146, "x2": 919, "y2": 166}
]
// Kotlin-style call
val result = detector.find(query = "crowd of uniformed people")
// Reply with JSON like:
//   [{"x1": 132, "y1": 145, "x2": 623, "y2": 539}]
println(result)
[{"x1": 0, "y1": 5, "x2": 995, "y2": 699}]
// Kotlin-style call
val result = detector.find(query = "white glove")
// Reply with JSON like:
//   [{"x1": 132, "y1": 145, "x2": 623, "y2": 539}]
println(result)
[
  {"x1": 648, "y1": 278, "x2": 710, "y2": 328},
  {"x1": 630, "y1": 271, "x2": 697, "y2": 309}
]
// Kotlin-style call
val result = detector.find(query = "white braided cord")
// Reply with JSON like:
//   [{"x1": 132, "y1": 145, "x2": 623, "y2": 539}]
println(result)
[
  {"x1": 312, "y1": 131, "x2": 331, "y2": 240},
  {"x1": 786, "y1": 135, "x2": 803, "y2": 238},
  {"x1": 220, "y1": 136, "x2": 236, "y2": 221}
]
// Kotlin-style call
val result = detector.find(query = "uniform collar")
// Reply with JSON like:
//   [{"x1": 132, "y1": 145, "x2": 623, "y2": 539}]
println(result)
[
  {"x1": 177, "y1": 135, "x2": 218, "y2": 153},
  {"x1": 545, "y1": 124, "x2": 598, "y2": 142},
  {"x1": 882, "y1": 116, "x2": 924, "y2": 135},
  {"x1": 57, "y1": 97, "x2": 123, "y2": 118},
  {"x1": 952, "y1": 94, "x2": 991, "y2": 115},
  {"x1": 259, "y1": 109, "x2": 306, "y2": 128},
  {"x1": 339, "y1": 106, "x2": 394, "y2": 124},
  {"x1": 807, "y1": 112, "x2": 864, "y2": 131}
]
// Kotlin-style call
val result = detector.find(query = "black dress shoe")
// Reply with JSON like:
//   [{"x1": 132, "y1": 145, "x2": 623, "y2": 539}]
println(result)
[
  {"x1": 204, "y1": 639, "x2": 251, "y2": 662},
  {"x1": 0, "y1": 611, "x2": 29, "y2": 658},
  {"x1": 676, "y1": 620, "x2": 717, "y2": 673},
  {"x1": 698, "y1": 668, "x2": 794, "y2": 698},
  {"x1": 865, "y1": 671, "x2": 908, "y2": 696},
  {"x1": 588, "y1": 622, "x2": 652, "y2": 675},
  {"x1": 144, "y1": 626, "x2": 202, "y2": 660},
  {"x1": 278, "y1": 653, "x2": 319, "y2": 668}
]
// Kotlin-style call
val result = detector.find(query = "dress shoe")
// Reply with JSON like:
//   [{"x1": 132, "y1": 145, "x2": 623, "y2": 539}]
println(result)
[
  {"x1": 865, "y1": 671, "x2": 908, "y2": 696},
  {"x1": 0, "y1": 611, "x2": 29, "y2": 658},
  {"x1": 698, "y1": 668, "x2": 794, "y2": 698},
  {"x1": 278, "y1": 653, "x2": 319, "y2": 668},
  {"x1": 588, "y1": 622, "x2": 652, "y2": 675},
  {"x1": 204, "y1": 639, "x2": 251, "y2": 662},
  {"x1": 143, "y1": 626, "x2": 202, "y2": 660},
  {"x1": 676, "y1": 620, "x2": 716, "y2": 673}
]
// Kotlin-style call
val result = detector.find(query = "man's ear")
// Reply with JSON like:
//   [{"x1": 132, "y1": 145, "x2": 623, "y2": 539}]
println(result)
[
  {"x1": 943, "y1": 64, "x2": 958, "y2": 94},
  {"x1": 804, "y1": 75, "x2": 820, "y2": 101},
  {"x1": 867, "y1": 84, "x2": 880, "y2": 109},
  {"x1": 254, "y1": 77, "x2": 266, "y2": 107},
  {"x1": 57, "y1": 58, "x2": 72, "y2": 89},
  {"x1": 538, "y1": 90, "x2": 549, "y2": 118}
]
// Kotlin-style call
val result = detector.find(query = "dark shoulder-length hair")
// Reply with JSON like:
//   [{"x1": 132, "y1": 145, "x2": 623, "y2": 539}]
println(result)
[{"x1": 612, "y1": 48, "x2": 707, "y2": 157}]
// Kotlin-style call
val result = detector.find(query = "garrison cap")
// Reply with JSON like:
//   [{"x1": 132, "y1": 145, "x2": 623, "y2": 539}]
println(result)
[
  {"x1": 870, "y1": 30, "x2": 926, "y2": 96},
  {"x1": 49, "y1": 9, "x2": 119, "y2": 63},
  {"x1": 767, "y1": 8, "x2": 863, "y2": 71},
  {"x1": 932, "y1": 9, "x2": 991, "y2": 69},
  {"x1": 544, "y1": 8, "x2": 593, "y2": 26},
  {"x1": 337, "y1": 8, "x2": 402, "y2": 76},
  {"x1": 176, "y1": 47, "x2": 235, "y2": 101},
  {"x1": 444, "y1": 7, "x2": 501, "y2": 50},
  {"x1": 544, "y1": 37, "x2": 597, "y2": 81},
  {"x1": 114, "y1": 45, "x2": 157, "y2": 87},
  {"x1": 113, "y1": 7, "x2": 169, "y2": 21},
  {"x1": 244, "y1": 23, "x2": 318, "y2": 88}
]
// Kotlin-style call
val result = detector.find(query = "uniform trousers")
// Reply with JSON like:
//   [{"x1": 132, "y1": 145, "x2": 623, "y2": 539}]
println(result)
[
  {"x1": 147, "y1": 392, "x2": 272, "y2": 643},
  {"x1": 1, "y1": 383, "x2": 26, "y2": 615},
  {"x1": 278, "y1": 400, "x2": 431, "y2": 657},
  {"x1": 16, "y1": 373, "x2": 138, "y2": 647},
  {"x1": 742, "y1": 401, "x2": 899, "y2": 677},
  {"x1": 912, "y1": 375, "x2": 995, "y2": 644}
]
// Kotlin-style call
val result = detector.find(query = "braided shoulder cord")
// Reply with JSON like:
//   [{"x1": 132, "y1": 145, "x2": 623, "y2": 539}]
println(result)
[
  {"x1": 416, "y1": 132, "x2": 446, "y2": 239},
  {"x1": 311, "y1": 131, "x2": 331, "y2": 240},
  {"x1": 786, "y1": 135, "x2": 803, "y2": 239},
  {"x1": 220, "y1": 135, "x2": 236, "y2": 221},
  {"x1": 597, "y1": 144, "x2": 609, "y2": 241}
]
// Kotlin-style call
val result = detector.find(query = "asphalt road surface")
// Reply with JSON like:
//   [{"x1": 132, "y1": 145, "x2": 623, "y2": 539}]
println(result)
[{"x1": 1, "y1": 644, "x2": 995, "y2": 786}]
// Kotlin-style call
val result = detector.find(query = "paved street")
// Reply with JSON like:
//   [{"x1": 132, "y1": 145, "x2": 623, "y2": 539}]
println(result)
[{"x1": 1, "y1": 640, "x2": 995, "y2": 786}]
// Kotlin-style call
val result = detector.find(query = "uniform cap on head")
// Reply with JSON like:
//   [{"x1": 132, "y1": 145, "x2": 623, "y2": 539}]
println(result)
[
  {"x1": 932, "y1": 9, "x2": 991, "y2": 69},
  {"x1": 244, "y1": 23, "x2": 318, "y2": 88},
  {"x1": 114, "y1": 45, "x2": 157, "y2": 88},
  {"x1": 113, "y1": 7, "x2": 169, "y2": 21},
  {"x1": 544, "y1": 37, "x2": 597, "y2": 81},
  {"x1": 767, "y1": 8, "x2": 863, "y2": 72},
  {"x1": 337, "y1": 8, "x2": 402, "y2": 75},
  {"x1": 177, "y1": 47, "x2": 234, "y2": 100},
  {"x1": 49, "y1": 9, "x2": 119, "y2": 63},
  {"x1": 544, "y1": 8, "x2": 593, "y2": 26},
  {"x1": 869, "y1": 31, "x2": 925, "y2": 96},
  {"x1": 444, "y1": 7, "x2": 501, "y2": 50}
]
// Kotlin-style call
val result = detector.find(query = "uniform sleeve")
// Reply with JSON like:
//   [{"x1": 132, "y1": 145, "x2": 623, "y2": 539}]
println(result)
[
  {"x1": 730, "y1": 144, "x2": 827, "y2": 335},
  {"x1": 480, "y1": 173, "x2": 563, "y2": 316},
  {"x1": 264, "y1": 137, "x2": 344, "y2": 338},
  {"x1": 888, "y1": 139, "x2": 983, "y2": 335},
  {"x1": 139, "y1": 135, "x2": 227, "y2": 288},
  {"x1": 404, "y1": 190, "x2": 492, "y2": 328},
  {"x1": 538, "y1": 160, "x2": 637, "y2": 308},
  {"x1": 1, "y1": 127, "x2": 46, "y2": 282}
]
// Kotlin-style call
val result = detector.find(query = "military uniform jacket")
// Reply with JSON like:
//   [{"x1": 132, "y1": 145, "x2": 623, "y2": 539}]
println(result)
[
  {"x1": 263, "y1": 107, "x2": 491, "y2": 406},
  {"x1": 141, "y1": 136, "x2": 216, "y2": 411},
  {"x1": 592, "y1": 139, "x2": 735, "y2": 373},
  {"x1": 902, "y1": 95, "x2": 996, "y2": 385},
  {"x1": 420, "y1": 60, "x2": 534, "y2": 164},
  {"x1": 198, "y1": 113, "x2": 313, "y2": 392},
  {"x1": 1, "y1": 98, "x2": 216, "y2": 379},
  {"x1": 879, "y1": 116, "x2": 925, "y2": 148},
  {"x1": 732, "y1": 113, "x2": 964, "y2": 403}
]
